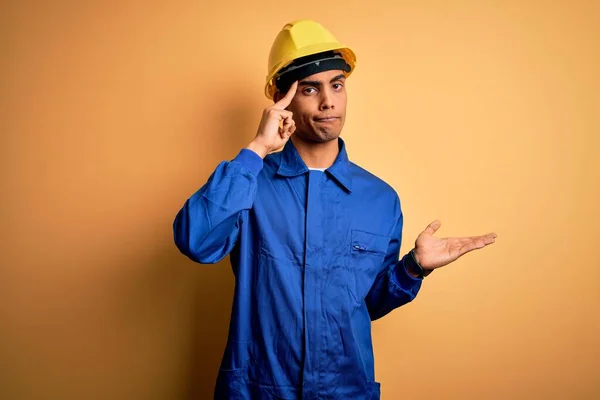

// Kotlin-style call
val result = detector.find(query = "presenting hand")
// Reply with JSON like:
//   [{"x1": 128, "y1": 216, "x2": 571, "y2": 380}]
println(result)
[
  {"x1": 246, "y1": 81, "x2": 298, "y2": 158},
  {"x1": 413, "y1": 220, "x2": 497, "y2": 272}
]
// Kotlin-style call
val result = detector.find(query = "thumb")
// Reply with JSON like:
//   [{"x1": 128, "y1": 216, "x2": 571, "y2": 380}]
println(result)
[{"x1": 423, "y1": 220, "x2": 441, "y2": 236}]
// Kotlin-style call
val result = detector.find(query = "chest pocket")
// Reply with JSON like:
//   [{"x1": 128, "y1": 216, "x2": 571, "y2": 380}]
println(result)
[
  {"x1": 351, "y1": 230, "x2": 389, "y2": 256},
  {"x1": 348, "y1": 230, "x2": 390, "y2": 300}
]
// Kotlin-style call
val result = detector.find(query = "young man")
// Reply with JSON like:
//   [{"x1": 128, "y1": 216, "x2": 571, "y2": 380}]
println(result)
[{"x1": 174, "y1": 20, "x2": 497, "y2": 400}]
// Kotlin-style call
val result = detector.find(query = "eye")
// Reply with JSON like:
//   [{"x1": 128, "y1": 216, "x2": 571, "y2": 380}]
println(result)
[
  {"x1": 303, "y1": 87, "x2": 317, "y2": 95},
  {"x1": 332, "y1": 82, "x2": 344, "y2": 90}
]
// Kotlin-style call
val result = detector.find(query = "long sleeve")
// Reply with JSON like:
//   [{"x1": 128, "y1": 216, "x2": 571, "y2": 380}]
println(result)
[
  {"x1": 173, "y1": 148, "x2": 263, "y2": 264},
  {"x1": 365, "y1": 200, "x2": 422, "y2": 321}
]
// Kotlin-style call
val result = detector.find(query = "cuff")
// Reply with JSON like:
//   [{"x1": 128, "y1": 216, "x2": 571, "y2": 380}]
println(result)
[
  {"x1": 233, "y1": 148, "x2": 264, "y2": 176},
  {"x1": 396, "y1": 254, "x2": 424, "y2": 285}
]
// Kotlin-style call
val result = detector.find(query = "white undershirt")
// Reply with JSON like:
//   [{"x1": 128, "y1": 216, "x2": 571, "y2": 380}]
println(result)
[{"x1": 308, "y1": 167, "x2": 327, "y2": 171}]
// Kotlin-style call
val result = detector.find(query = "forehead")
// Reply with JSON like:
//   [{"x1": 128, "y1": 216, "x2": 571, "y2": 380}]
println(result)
[{"x1": 300, "y1": 69, "x2": 346, "y2": 82}]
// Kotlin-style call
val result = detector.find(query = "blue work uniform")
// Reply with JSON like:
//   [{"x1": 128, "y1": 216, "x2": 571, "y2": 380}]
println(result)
[{"x1": 173, "y1": 138, "x2": 422, "y2": 399}]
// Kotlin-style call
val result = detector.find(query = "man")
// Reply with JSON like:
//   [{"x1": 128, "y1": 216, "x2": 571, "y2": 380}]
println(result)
[{"x1": 174, "y1": 20, "x2": 497, "y2": 400}]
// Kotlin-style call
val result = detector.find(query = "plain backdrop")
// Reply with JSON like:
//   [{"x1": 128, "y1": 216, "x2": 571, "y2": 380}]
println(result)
[{"x1": 1, "y1": 1, "x2": 599, "y2": 399}]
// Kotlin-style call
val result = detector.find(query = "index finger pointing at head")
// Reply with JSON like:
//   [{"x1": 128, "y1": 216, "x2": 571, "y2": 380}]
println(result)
[{"x1": 274, "y1": 81, "x2": 298, "y2": 109}]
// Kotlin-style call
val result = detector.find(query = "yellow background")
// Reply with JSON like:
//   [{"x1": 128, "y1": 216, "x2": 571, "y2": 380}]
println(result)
[{"x1": 1, "y1": 1, "x2": 599, "y2": 399}]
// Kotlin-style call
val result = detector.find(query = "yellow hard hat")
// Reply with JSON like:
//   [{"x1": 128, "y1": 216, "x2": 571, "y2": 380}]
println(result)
[{"x1": 265, "y1": 20, "x2": 357, "y2": 99}]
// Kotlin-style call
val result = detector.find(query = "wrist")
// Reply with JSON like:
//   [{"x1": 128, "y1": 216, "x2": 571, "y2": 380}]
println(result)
[
  {"x1": 246, "y1": 140, "x2": 270, "y2": 159},
  {"x1": 406, "y1": 264, "x2": 421, "y2": 279},
  {"x1": 407, "y1": 249, "x2": 433, "y2": 279}
]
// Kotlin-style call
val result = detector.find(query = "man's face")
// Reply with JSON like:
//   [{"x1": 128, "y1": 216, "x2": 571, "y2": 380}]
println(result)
[{"x1": 276, "y1": 69, "x2": 347, "y2": 143}]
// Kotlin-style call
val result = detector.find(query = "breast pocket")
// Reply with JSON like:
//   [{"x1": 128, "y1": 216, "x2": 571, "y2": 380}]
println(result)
[
  {"x1": 351, "y1": 230, "x2": 389, "y2": 256},
  {"x1": 348, "y1": 230, "x2": 390, "y2": 300}
]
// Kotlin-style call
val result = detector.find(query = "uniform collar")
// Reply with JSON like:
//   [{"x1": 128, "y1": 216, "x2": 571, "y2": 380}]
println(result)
[{"x1": 276, "y1": 137, "x2": 353, "y2": 193}]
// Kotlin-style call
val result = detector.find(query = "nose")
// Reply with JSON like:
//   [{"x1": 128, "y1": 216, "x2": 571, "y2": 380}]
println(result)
[{"x1": 319, "y1": 87, "x2": 335, "y2": 111}]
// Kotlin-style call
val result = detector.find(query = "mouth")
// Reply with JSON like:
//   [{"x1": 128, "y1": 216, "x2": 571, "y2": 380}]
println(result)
[{"x1": 313, "y1": 117, "x2": 339, "y2": 123}]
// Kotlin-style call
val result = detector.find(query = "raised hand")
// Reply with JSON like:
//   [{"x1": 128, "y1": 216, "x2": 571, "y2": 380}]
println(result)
[{"x1": 246, "y1": 81, "x2": 299, "y2": 158}]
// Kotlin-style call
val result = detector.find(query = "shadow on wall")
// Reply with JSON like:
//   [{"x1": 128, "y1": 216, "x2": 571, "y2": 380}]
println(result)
[{"x1": 179, "y1": 84, "x2": 262, "y2": 399}]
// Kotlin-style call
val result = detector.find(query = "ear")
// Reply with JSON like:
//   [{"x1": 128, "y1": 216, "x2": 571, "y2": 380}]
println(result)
[{"x1": 273, "y1": 91, "x2": 283, "y2": 103}]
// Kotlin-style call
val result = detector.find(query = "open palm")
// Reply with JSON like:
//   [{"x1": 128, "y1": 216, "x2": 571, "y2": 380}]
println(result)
[{"x1": 413, "y1": 220, "x2": 497, "y2": 271}]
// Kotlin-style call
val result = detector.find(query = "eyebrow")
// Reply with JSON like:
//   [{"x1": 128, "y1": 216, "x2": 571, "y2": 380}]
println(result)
[{"x1": 299, "y1": 74, "x2": 346, "y2": 87}]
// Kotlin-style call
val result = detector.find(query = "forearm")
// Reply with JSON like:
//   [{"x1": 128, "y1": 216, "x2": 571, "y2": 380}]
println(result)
[
  {"x1": 173, "y1": 147, "x2": 263, "y2": 263},
  {"x1": 366, "y1": 255, "x2": 423, "y2": 320}
]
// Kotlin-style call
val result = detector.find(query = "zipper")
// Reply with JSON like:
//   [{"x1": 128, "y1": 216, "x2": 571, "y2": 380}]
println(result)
[{"x1": 353, "y1": 244, "x2": 385, "y2": 255}]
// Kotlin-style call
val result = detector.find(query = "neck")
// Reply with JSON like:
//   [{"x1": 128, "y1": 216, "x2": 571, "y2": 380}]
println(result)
[{"x1": 291, "y1": 136, "x2": 340, "y2": 169}]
